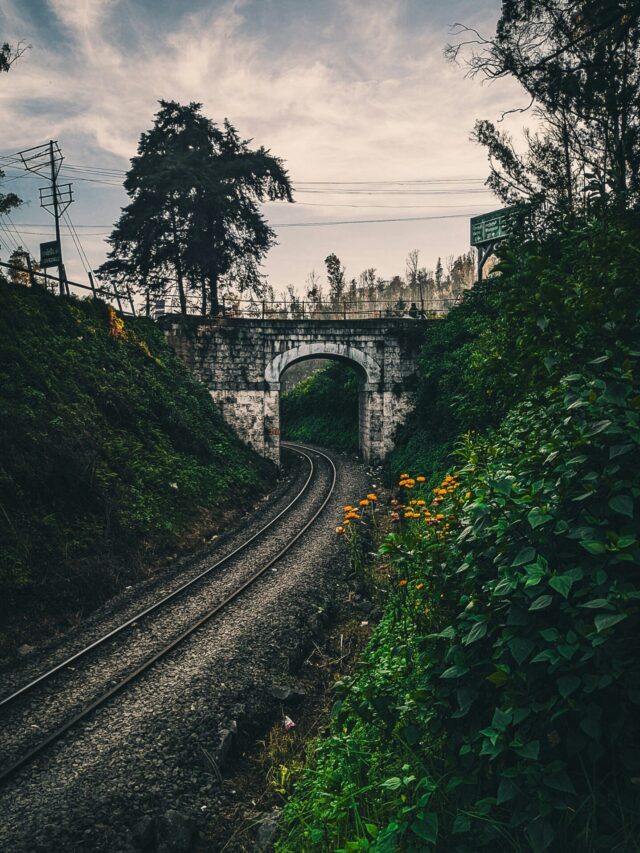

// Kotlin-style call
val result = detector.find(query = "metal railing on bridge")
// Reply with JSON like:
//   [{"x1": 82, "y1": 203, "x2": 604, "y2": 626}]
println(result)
[
  {"x1": 154, "y1": 295, "x2": 459, "y2": 320},
  {"x1": 1, "y1": 259, "x2": 460, "y2": 322}
]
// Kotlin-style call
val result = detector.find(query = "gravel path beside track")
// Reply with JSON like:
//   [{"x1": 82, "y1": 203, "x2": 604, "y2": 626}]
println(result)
[{"x1": 0, "y1": 446, "x2": 369, "y2": 852}]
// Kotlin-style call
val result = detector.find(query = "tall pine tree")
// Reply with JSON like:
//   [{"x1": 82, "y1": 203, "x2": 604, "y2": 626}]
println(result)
[{"x1": 99, "y1": 101, "x2": 292, "y2": 315}]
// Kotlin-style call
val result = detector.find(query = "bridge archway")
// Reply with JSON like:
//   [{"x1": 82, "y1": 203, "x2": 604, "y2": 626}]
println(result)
[
  {"x1": 264, "y1": 342, "x2": 382, "y2": 463},
  {"x1": 161, "y1": 317, "x2": 420, "y2": 467}
]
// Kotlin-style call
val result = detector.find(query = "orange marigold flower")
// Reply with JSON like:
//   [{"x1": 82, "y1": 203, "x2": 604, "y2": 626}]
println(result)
[
  {"x1": 399, "y1": 579, "x2": 408, "y2": 587},
  {"x1": 400, "y1": 473, "x2": 410, "y2": 479},
  {"x1": 359, "y1": 499, "x2": 370, "y2": 506},
  {"x1": 416, "y1": 499, "x2": 426, "y2": 506},
  {"x1": 343, "y1": 505, "x2": 354, "y2": 512},
  {"x1": 416, "y1": 582, "x2": 425, "y2": 590},
  {"x1": 366, "y1": 493, "x2": 377, "y2": 501},
  {"x1": 336, "y1": 526, "x2": 345, "y2": 535},
  {"x1": 416, "y1": 476, "x2": 426, "y2": 482}
]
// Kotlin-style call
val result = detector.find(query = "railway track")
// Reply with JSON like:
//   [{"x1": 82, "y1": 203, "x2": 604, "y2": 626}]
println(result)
[{"x1": 0, "y1": 443, "x2": 336, "y2": 786}]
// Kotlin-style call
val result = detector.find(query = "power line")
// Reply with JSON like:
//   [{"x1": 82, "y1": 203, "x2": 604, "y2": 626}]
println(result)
[
  {"x1": 70, "y1": 217, "x2": 93, "y2": 271},
  {"x1": 9, "y1": 199, "x2": 495, "y2": 228},
  {"x1": 7, "y1": 207, "x2": 494, "y2": 236},
  {"x1": 10, "y1": 205, "x2": 497, "y2": 236},
  {"x1": 272, "y1": 212, "x2": 475, "y2": 227},
  {"x1": 3, "y1": 152, "x2": 491, "y2": 184},
  {"x1": 293, "y1": 200, "x2": 492, "y2": 208},
  {"x1": 63, "y1": 213, "x2": 86, "y2": 270},
  {"x1": 3, "y1": 165, "x2": 493, "y2": 195},
  {"x1": 62, "y1": 211, "x2": 93, "y2": 273},
  {"x1": 4, "y1": 213, "x2": 31, "y2": 252},
  {"x1": 0, "y1": 218, "x2": 20, "y2": 251}
]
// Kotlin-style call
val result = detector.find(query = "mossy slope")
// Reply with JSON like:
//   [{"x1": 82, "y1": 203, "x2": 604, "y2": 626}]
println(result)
[{"x1": 0, "y1": 279, "x2": 272, "y2": 636}]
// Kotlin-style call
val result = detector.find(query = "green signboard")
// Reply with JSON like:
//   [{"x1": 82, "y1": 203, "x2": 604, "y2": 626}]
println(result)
[
  {"x1": 40, "y1": 240, "x2": 61, "y2": 268},
  {"x1": 470, "y1": 206, "x2": 521, "y2": 247}
]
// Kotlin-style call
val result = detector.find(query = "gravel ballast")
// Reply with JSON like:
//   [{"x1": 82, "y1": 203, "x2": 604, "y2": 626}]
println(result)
[{"x1": 0, "y1": 446, "x2": 370, "y2": 852}]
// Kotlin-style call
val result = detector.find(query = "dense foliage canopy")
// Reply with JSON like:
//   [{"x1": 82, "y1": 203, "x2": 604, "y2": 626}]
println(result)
[
  {"x1": 449, "y1": 1, "x2": 640, "y2": 227},
  {"x1": 98, "y1": 101, "x2": 292, "y2": 316}
]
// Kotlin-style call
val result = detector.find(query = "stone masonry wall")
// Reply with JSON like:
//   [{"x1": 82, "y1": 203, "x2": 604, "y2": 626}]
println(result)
[{"x1": 162, "y1": 317, "x2": 425, "y2": 464}]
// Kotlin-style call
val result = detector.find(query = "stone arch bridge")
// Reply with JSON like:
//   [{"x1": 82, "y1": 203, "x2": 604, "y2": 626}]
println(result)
[{"x1": 162, "y1": 318, "x2": 424, "y2": 464}]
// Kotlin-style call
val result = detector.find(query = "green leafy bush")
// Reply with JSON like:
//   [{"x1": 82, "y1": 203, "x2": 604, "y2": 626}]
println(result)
[
  {"x1": 279, "y1": 357, "x2": 640, "y2": 851},
  {"x1": 389, "y1": 214, "x2": 640, "y2": 481},
  {"x1": 278, "y1": 214, "x2": 640, "y2": 851},
  {"x1": 281, "y1": 361, "x2": 360, "y2": 452}
]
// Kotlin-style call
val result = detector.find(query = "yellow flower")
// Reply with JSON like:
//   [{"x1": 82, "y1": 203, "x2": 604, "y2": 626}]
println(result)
[
  {"x1": 366, "y1": 493, "x2": 377, "y2": 501},
  {"x1": 400, "y1": 473, "x2": 410, "y2": 479},
  {"x1": 416, "y1": 582, "x2": 425, "y2": 590},
  {"x1": 416, "y1": 476, "x2": 426, "y2": 482},
  {"x1": 416, "y1": 500, "x2": 426, "y2": 506},
  {"x1": 465, "y1": 491, "x2": 472, "y2": 500},
  {"x1": 343, "y1": 519, "x2": 351, "y2": 525}
]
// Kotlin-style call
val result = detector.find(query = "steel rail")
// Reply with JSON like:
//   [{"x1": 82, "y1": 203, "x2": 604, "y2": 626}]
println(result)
[
  {"x1": 0, "y1": 444, "x2": 337, "y2": 785},
  {"x1": 0, "y1": 445, "x2": 315, "y2": 710}
]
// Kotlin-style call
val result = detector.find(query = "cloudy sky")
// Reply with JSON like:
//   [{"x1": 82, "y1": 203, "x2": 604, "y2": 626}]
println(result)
[{"x1": 0, "y1": 0, "x2": 526, "y2": 293}]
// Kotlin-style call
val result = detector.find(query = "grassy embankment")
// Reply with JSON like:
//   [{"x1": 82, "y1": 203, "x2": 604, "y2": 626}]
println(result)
[
  {"x1": 0, "y1": 278, "x2": 272, "y2": 648},
  {"x1": 281, "y1": 361, "x2": 360, "y2": 453},
  {"x1": 277, "y1": 214, "x2": 640, "y2": 852}
]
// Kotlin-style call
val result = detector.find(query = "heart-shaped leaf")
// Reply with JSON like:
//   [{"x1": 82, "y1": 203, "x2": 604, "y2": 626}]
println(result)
[{"x1": 549, "y1": 575, "x2": 573, "y2": 599}]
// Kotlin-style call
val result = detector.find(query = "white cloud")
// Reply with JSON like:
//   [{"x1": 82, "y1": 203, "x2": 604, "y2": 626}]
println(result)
[{"x1": 0, "y1": 0, "x2": 527, "y2": 286}]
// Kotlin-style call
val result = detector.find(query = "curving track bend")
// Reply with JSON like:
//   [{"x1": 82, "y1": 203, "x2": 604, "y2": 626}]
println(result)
[{"x1": 0, "y1": 444, "x2": 336, "y2": 786}]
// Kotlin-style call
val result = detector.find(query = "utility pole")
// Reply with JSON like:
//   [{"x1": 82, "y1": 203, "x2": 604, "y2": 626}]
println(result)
[
  {"x1": 18, "y1": 140, "x2": 73, "y2": 295},
  {"x1": 49, "y1": 140, "x2": 64, "y2": 293}
]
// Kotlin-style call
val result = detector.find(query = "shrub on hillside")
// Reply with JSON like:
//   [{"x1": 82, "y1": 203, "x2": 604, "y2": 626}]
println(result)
[
  {"x1": 0, "y1": 279, "x2": 272, "y2": 632},
  {"x1": 389, "y1": 213, "x2": 640, "y2": 480},
  {"x1": 279, "y1": 356, "x2": 640, "y2": 851}
]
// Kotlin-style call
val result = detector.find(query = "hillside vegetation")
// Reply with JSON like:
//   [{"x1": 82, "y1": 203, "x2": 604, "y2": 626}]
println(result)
[
  {"x1": 281, "y1": 361, "x2": 360, "y2": 453},
  {"x1": 277, "y1": 213, "x2": 640, "y2": 851},
  {"x1": 0, "y1": 278, "x2": 272, "y2": 645}
]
